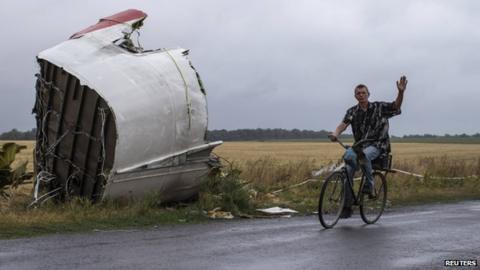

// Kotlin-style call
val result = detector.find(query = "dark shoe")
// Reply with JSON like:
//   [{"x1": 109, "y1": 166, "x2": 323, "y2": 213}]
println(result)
[
  {"x1": 362, "y1": 185, "x2": 376, "y2": 199},
  {"x1": 339, "y1": 207, "x2": 352, "y2": 218}
]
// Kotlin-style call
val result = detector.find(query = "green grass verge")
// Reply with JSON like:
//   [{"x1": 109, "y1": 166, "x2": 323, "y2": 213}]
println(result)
[
  {"x1": 0, "y1": 196, "x2": 209, "y2": 239},
  {"x1": 0, "y1": 170, "x2": 254, "y2": 239}
]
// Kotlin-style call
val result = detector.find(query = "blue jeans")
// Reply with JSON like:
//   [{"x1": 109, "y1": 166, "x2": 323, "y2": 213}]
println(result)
[{"x1": 343, "y1": 145, "x2": 381, "y2": 208}]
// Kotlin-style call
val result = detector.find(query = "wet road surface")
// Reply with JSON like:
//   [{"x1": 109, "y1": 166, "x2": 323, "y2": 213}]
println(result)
[{"x1": 1, "y1": 201, "x2": 479, "y2": 270}]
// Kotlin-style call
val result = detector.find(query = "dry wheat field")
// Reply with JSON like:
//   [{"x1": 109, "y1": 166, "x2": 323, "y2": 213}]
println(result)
[
  {"x1": 2, "y1": 140, "x2": 480, "y2": 177},
  {"x1": 213, "y1": 141, "x2": 480, "y2": 208},
  {"x1": 212, "y1": 141, "x2": 480, "y2": 186},
  {"x1": 213, "y1": 141, "x2": 480, "y2": 165}
]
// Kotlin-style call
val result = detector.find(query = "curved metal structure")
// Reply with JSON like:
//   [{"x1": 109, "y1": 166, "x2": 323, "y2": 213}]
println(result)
[{"x1": 33, "y1": 9, "x2": 221, "y2": 203}]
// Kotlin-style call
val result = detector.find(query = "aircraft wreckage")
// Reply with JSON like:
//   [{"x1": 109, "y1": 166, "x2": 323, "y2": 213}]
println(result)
[{"x1": 32, "y1": 9, "x2": 222, "y2": 204}]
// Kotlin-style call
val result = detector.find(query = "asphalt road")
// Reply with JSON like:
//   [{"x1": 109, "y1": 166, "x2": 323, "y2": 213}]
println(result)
[{"x1": 1, "y1": 201, "x2": 479, "y2": 270}]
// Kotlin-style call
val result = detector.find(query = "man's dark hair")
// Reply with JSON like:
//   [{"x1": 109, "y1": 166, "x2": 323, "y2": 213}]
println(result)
[{"x1": 354, "y1": 84, "x2": 370, "y2": 95}]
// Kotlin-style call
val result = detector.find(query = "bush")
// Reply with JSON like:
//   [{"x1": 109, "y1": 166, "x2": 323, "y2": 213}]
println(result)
[
  {"x1": 0, "y1": 143, "x2": 28, "y2": 199},
  {"x1": 199, "y1": 168, "x2": 253, "y2": 215}
]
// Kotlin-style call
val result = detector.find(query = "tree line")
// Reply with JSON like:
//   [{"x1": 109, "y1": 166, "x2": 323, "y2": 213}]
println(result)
[
  {"x1": 0, "y1": 128, "x2": 36, "y2": 140},
  {"x1": 1, "y1": 128, "x2": 479, "y2": 141},
  {"x1": 206, "y1": 129, "x2": 337, "y2": 141}
]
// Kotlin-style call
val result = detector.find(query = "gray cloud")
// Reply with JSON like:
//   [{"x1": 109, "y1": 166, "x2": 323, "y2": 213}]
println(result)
[{"x1": 0, "y1": 0, "x2": 479, "y2": 135}]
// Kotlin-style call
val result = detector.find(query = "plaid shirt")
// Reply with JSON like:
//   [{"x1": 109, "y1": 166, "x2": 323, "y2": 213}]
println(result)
[{"x1": 342, "y1": 101, "x2": 401, "y2": 156}]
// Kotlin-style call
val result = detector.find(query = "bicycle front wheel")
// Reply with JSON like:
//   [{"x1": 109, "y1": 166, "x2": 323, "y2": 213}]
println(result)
[
  {"x1": 360, "y1": 172, "x2": 387, "y2": 224},
  {"x1": 318, "y1": 171, "x2": 345, "y2": 229}
]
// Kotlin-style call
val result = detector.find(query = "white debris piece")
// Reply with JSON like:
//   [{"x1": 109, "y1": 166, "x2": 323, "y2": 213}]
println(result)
[
  {"x1": 256, "y1": 207, "x2": 298, "y2": 215},
  {"x1": 34, "y1": 9, "x2": 222, "y2": 202},
  {"x1": 311, "y1": 163, "x2": 339, "y2": 177}
]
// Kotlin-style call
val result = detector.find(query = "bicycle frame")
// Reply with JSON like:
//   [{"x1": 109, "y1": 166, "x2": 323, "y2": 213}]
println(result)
[
  {"x1": 332, "y1": 138, "x2": 391, "y2": 206},
  {"x1": 340, "y1": 166, "x2": 363, "y2": 206},
  {"x1": 338, "y1": 164, "x2": 389, "y2": 206},
  {"x1": 318, "y1": 138, "x2": 391, "y2": 228}
]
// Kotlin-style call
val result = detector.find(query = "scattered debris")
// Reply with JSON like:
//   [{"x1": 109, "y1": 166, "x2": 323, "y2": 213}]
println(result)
[
  {"x1": 207, "y1": 207, "x2": 234, "y2": 219},
  {"x1": 311, "y1": 163, "x2": 339, "y2": 177},
  {"x1": 248, "y1": 189, "x2": 258, "y2": 199},
  {"x1": 256, "y1": 206, "x2": 298, "y2": 215}
]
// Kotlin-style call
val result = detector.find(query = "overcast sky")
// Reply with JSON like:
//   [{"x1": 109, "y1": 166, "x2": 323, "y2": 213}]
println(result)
[{"x1": 0, "y1": 1, "x2": 479, "y2": 136}]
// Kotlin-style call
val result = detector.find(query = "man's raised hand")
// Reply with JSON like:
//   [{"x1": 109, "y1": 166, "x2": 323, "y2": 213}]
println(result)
[{"x1": 396, "y1": 75, "x2": 408, "y2": 93}]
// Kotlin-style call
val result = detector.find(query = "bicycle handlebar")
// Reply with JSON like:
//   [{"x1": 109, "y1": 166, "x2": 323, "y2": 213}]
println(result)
[
  {"x1": 334, "y1": 139, "x2": 348, "y2": 149},
  {"x1": 331, "y1": 138, "x2": 376, "y2": 150}
]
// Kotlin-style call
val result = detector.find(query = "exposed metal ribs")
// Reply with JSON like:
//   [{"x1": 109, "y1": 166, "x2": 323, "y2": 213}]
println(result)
[{"x1": 34, "y1": 60, "x2": 117, "y2": 201}]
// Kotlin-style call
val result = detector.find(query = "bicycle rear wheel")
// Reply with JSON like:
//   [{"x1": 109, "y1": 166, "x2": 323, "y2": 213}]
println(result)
[
  {"x1": 360, "y1": 172, "x2": 387, "y2": 224},
  {"x1": 318, "y1": 171, "x2": 345, "y2": 229}
]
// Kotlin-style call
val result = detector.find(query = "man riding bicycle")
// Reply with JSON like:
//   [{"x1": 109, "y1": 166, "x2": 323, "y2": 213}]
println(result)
[{"x1": 328, "y1": 76, "x2": 407, "y2": 218}]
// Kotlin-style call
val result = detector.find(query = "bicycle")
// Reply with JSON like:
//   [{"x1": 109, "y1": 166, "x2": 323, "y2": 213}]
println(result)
[{"x1": 318, "y1": 139, "x2": 394, "y2": 229}]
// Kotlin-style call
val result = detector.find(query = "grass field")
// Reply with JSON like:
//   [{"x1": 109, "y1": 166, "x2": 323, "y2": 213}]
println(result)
[
  {"x1": 1, "y1": 140, "x2": 479, "y2": 238},
  {"x1": 3, "y1": 140, "x2": 480, "y2": 173},
  {"x1": 213, "y1": 141, "x2": 480, "y2": 210},
  {"x1": 213, "y1": 141, "x2": 480, "y2": 165},
  {"x1": 2, "y1": 139, "x2": 480, "y2": 203}
]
